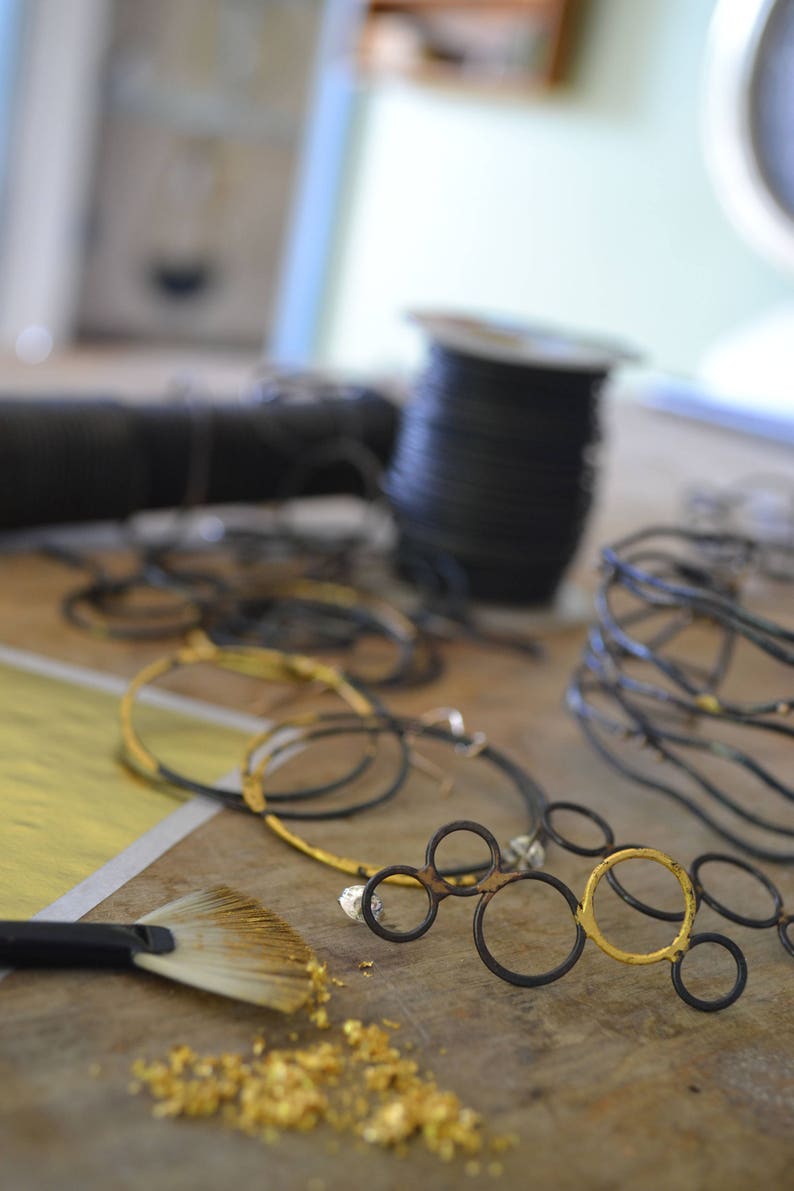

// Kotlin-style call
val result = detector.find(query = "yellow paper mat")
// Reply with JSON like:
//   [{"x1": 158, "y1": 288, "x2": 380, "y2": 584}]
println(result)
[{"x1": 0, "y1": 656, "x2": 248, "y2": 919}]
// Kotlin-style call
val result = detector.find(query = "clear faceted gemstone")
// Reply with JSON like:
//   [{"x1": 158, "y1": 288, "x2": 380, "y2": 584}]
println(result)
[
  {"x1": 337, "y1": 884, "x2": 384, "y2": 923},
  {"x1": 503, "y1": 835, "x2": 546, "y2": 871}
]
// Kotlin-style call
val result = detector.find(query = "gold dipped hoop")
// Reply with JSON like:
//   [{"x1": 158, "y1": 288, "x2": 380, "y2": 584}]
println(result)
[
  {"x1": 120, "y1": 632, "x2": 375, "y2": 789},
  {"x1": 576, "y1": 847, "x2": 697, "y2": 965}
]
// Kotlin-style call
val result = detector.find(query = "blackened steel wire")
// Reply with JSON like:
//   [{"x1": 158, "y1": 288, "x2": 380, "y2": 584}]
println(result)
[
  {"x1": 569, "y1": 524, "x2": 794, "y2": 862},
  {"x1": 568, "y1": 665, "x2": 794, "y2": 864},
  {"x1": 597, "y1": 532, "x2": 794, "y2": 713},
  {"x1": 573, "y1": 656, "x2": 794, "y2": 834}
]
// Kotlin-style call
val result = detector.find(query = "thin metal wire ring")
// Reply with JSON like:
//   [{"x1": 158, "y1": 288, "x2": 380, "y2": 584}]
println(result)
[
  {"x1": 542, "y1": 800, "x2": 615, "y2": 857},
  {"x1": 244, "y1": 720, "x2": 411, "y2": 820},
  {"x1": 425, "y1": 819, "x2": 502, "y2": 897},
  {"x1": 670, "y1": 932, "x2": 748, "y2": 1012},
  {"x1": 121, "y1": 638, "x2": 376, "y2": 805},
  {"x1": 361, "y1": 865, "x2": 438, "y2": 942},
  {"x1": 247, "y1": 718, "x2": 547, "y2": 885},
  {"x1": 690, "y1": 853, "x2": 783, "y2": 929},
  {"x1": 473, "y1": 871, "x2": 586, "y2": 987}
]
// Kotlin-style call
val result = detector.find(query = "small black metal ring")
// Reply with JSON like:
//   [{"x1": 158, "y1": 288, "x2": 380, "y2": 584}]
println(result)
[
  {"x1": 670, "y1": 932, "x2": 747, "y2": 1012},
  {"x1": 253, "y1": 721, "x2": 410, "y2": 818},
  {"x1": 425, "y1": 819, "x2": 502, "y2": 897},
  {"x1": 777, "y1": 914, "x2": 794, "y2": 957},
  {"x1": 472, "y1": 870, "x2": 586, "y2": 987},
  {"x1": 690, "y1": 853, "x2": 783, "y2": 929},
  {"x1": 605, "y1": 842, "x2": 689, "y2": 923},
  {"x1": 543, "y1": 801, "x2": 615, "y2": 857},
  {"x1": 361, "y1": 865, "x2": 438, "y2": 942}
]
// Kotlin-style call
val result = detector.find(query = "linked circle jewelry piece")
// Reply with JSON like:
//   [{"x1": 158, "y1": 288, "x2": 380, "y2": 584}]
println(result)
[{"x1": 351, "y1": 816, "x2": 752, "y2": 1011}]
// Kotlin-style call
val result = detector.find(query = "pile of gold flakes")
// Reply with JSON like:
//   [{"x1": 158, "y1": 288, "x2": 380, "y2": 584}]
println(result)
[{"x1": 130, "y1": 967, "x2": 515, "y2": 1172}]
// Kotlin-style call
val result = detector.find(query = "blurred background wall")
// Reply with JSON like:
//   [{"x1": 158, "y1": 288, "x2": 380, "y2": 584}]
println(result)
[
  {"x1": 0, "y1": 0, "x2": 325, "y2": 360},
  {"x1": 316, "y1": 0, "x2": 792, "y2": 377},
  {"x1": 0, "y1": 0, "x2": 790, "y2": 390}
]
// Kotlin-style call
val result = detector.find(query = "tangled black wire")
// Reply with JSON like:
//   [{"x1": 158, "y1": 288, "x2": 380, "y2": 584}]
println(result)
[
  {"x1": 567, "y1": 525, "x2": 794, "y2": 863},
  {"x1": 40, "y1": 453, "x2": 541, "y2": 688}
]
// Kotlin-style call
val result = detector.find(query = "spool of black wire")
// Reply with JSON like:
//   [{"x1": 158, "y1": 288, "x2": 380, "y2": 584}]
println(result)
[{"x1": 385, "y1": 313, "x2": 634, "y2": 604}]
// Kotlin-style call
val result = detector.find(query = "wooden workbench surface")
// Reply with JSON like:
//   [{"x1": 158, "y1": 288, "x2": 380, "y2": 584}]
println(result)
[{"x1": 1, "y1": 398, "x2": 793, "y2": 1190}]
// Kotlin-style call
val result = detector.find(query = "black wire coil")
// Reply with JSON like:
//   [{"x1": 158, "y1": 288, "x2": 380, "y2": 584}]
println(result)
[
  {"x1": 385, "y1": 340, "x2": 611, "y2": 603},
  {"x1": 0, "y1": 388, "x2": 398, "y2": 531}
]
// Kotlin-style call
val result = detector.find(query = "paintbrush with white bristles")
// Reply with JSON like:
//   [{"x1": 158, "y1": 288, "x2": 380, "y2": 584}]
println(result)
[{"x1": 0, "y1": 886, "x2": 315, "y2": 1011}]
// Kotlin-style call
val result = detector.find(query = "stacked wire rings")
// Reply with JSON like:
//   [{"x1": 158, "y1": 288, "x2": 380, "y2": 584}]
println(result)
[
  {"x1": 567, "y1": 524, "x2": 794, "y2": 862},
  {"x1": 362, "y1": 819, "x2": 586, "y2": 987},
  {"x1": 208, "y1": 578, "x2": 441, "y2": 689},
  {"x1": 358, "y1": 804, "x2": 772, "y2": 1012},
  {"x1": 53, "y1": 534, "x2": 454, "y2": 691},
  {"x1": 241, "y1": 716, "x2": 412, "y2": 822}
]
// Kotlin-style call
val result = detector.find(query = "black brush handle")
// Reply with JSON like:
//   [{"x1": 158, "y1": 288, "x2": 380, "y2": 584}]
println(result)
[{"x1": 0, "y1": 922, "x2": 175, "y2": 969}]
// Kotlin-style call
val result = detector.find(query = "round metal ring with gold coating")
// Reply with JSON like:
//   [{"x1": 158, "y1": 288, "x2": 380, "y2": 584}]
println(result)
[
  {"x1": 120, "y1": 631, "x2": 375, "y2": 796},
  {"x1": 576, "y1": 846, "x2": 697, "y2": 965}
]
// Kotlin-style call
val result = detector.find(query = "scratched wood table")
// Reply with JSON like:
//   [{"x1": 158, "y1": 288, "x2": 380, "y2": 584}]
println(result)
[{"x1": 1, "y1": 398, "x2": 793, "y2": 1190}]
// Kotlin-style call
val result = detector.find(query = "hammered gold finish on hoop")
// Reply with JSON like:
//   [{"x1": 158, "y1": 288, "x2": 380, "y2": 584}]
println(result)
[{"x1": 576, "y1": 846, "x2": 698, "y2": 965}]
